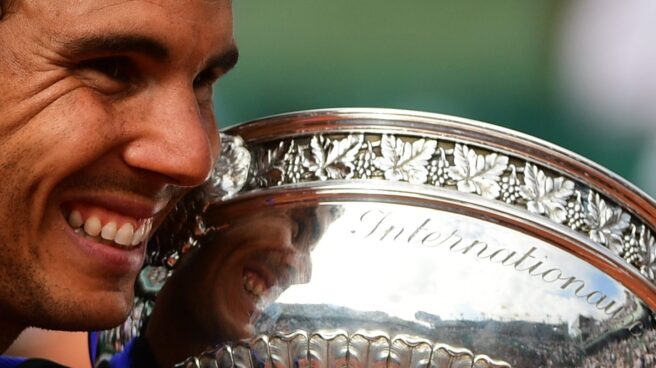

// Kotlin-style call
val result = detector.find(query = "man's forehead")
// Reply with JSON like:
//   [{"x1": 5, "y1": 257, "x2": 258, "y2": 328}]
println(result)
[
  {"x1": 58, "y1": 0, "x2": 229, "y2": 12},
  {"x1": 31, "y1": 0, "x2": 235, "y2": 66},
  {"x1": 24, "y1": 0, "x2": 231, "y2": 26}
]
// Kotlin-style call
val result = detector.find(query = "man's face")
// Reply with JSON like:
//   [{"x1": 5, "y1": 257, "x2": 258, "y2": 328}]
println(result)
[
  {"x1": 156, "y1": 208, "x2": 314, "y2": 346},
  {"x1": 201, "y1": 211, "x2": 311, "y2": 341},
  {"x1": 0, "y1": 0, "x2": 236, "y2": 331}
]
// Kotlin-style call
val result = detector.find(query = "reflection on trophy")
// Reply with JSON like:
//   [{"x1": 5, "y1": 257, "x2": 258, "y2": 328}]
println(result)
[
  {"x1": 94, "y1": 109, "x2": 656, "y2": 368},
  {"x1": 144, "y1": 205, "x2": 334, "y2": 366}
]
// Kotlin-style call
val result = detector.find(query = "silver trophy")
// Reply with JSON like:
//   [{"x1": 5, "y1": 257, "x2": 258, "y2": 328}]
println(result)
[{"x1": 95, "y1": 109, "x2": 656, "y2": 367}]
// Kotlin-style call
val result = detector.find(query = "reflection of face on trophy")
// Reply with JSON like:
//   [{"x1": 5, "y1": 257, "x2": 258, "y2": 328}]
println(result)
[{"x1": 145, "y1": 204, "x2": 332, "y2": 364}]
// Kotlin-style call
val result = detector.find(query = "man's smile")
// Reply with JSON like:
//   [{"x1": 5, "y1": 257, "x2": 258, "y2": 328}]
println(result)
[
  {"x1": 243, "y1": 270, "x2": 268, "y2": 298},
  {"x1": 68, "y1": 210, "x2": 153, "y2": 248},
  {"x1": 239, "y1": 250, "x2": 306, "y2": 319},
  {"x1": 60, "y1": 197, "x2": 165, "y2": 250},
  {"x1": 65, "y1": 207, "x2": 153, "y2": 248}
]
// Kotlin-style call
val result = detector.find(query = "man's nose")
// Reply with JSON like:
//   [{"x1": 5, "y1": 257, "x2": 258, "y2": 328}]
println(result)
[{"x1": 121, "y1": 84, "x2": 218, "y2": 187}]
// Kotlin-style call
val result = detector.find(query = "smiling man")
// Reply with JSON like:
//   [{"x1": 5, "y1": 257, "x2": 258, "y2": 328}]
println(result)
[{"x1": 0, "y1": 0, "x2": 237, "y2": 363}]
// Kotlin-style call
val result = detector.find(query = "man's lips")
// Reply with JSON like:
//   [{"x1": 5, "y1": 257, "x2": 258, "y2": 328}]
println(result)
[
  {"x1": 61, "y1": 219, "x2": 146, "y2": 276},
  {"x1": 56, "y1": 195, "x2": 167, "y2": 275},
  {"x1": 60, "y1": 196, "x2": 164, "y2": 249}
]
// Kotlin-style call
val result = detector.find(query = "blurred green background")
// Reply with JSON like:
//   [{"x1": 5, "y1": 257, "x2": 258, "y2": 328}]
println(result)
[{"x1": 214, "y1": 1, "x2": 647, "y2": 189}]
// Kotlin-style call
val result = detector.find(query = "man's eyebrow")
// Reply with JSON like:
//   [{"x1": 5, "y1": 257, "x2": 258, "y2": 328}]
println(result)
[
  {"x1": 64, "y1": 34, "x2": 238, "y2": 73},
  {"x1": 64, "y1": 34, "x2": 169, "y2": 61},
  {"x1": 205, "y1": 46, "x2": 239, "y2": 73}
]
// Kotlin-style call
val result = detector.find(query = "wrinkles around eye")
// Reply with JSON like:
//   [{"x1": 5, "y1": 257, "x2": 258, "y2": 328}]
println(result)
[{"x1": 74, "y1": 56, "x2": 138, "y2": 94}]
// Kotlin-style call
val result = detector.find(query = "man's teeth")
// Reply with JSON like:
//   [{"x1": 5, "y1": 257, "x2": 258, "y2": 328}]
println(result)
[
  {"x1": 132, "y1": 223, "x2": 147, "y2": 246},
  {"x1": 67, "y1": 210, "x2": 152, "y2": 247},
  {"x1": 84, "y1": 216, "x2": 102, "y2": 237},
  {"x1": 243, "y1": 272, "x2": 267, "y2": 297},
  {"x1": 69, "y1": 210, "x2": 84, "y2": 228},
  {"x1": 100, "y1": 221, "x2": 117, "y2": 241},
  {"x1": 115, "y1": 223, "x2": 134, "y2": 246}
]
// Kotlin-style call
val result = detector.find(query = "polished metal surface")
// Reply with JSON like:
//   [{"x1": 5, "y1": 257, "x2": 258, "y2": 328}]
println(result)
[{"x1": 95, "y1": 109, "x2": 656, "y2": 367}]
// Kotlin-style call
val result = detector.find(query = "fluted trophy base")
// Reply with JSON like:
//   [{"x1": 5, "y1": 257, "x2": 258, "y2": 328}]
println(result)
[{"x1": 176, "y1": 329, "x2": 511, "y2": 368}]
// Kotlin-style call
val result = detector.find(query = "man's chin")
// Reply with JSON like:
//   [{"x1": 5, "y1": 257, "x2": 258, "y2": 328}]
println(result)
[
  {"x1": 209, "y1": 316, "x2": 256, "y2": 345},
  {"x1": 31, "y1": 290, "x2": 135, "y2": 332}
]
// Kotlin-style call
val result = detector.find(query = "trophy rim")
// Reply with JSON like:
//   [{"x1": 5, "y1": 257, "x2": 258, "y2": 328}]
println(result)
[{"x1": 224, "y1": 107, "x2": 656, "y2": 229}]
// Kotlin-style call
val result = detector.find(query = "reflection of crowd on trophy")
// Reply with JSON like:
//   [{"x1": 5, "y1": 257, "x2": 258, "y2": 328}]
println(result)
[
  {"x1": 258, "y1": 305, "x2": 582, "y2": 367},
  {"x1": 255, "y1": 303, "x2": 656, "y2": 368},
  {"x1": 580, "y1": 328, "x2": 656, "y2": 367},
  {"x1": 534, "y1": 344, "x2": 580, "y2": 367},
  {"x1": 574, "y1": 293, "x2": 656, "y2": 367},
  {"x1": 573, "y1": 291, "x2": 641, "y2": 341}
]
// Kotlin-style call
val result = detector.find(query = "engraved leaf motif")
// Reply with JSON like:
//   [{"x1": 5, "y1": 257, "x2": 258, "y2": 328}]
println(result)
[
  {"x1": 448, "y1": 144, "x2": 509, "y2": 199},
  {"x1": 518, "y1": 163, "x2": 575, "y2": 223},
  {"x1": 304, "y1": 135, "x2": 363, "y2": 180},
  {"x1": 586, "y1": 192, "x2": 631, "y2": 247},
  {"x1": 248, "y1": 143, "x2": 286, "y2": 188},
  {"x1": 307, "y1": 135, "x2": 326, "y2": 173},
  {"x1": 372, "y1": 135, "x2": 437, "y2": 184},
  {"x1": 638, "y1": 225, "x2": 656, "y2": 280}
]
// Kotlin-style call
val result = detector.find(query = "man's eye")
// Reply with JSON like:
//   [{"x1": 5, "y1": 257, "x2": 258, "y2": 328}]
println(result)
[
  {"x1": 75, "y1": 56, "x2": 138, "y2": 94},
  {"x1": 193, "y1": 70, "x2": 219, "y2": 103},
  {"x1": 78, "y1": 57, "x2": 136, "y2": 83}
]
